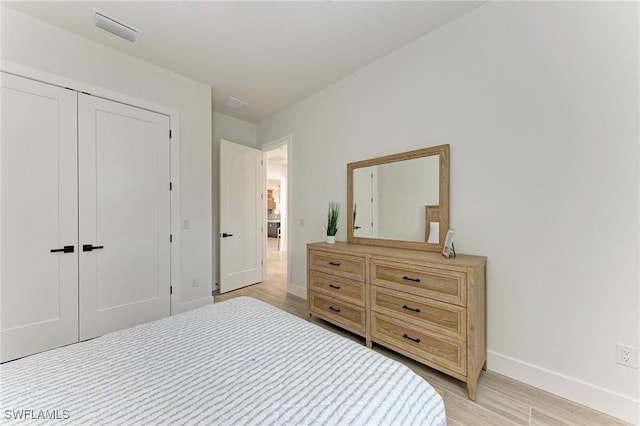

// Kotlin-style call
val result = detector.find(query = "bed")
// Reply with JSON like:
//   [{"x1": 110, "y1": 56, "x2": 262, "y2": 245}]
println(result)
[{"x1": 0, "y1": 297, "x2": 446, "y2": 425}]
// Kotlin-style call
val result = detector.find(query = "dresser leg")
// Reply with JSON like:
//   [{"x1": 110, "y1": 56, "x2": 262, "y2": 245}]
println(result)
[
  {"x1": 365, "y1": 338, "x2": 372, "y2": 349},
  {"x1": 467, "y1": 380, "x2": 477, "y2": 401}
]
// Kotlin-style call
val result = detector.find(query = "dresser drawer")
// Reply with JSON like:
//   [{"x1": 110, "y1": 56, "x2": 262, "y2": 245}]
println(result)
[
  {"x1": 309, "y1": 292, "x2": 365, "y2": 334},
  {"x1": 309, "y1": 271, "x2": 365, "y2": 306},
  {"x1": 371, "y1": 286, "x2": 466, "y2": 340},
  {"x1": 309, "y1": 250, "x2": 366, "y2": 282},
  {"x1": 371, "y1": 259, "x2": 466, "y2": 306},
  {"x1": 371, "y1": 313, "x2": 466, "y2": 376}
]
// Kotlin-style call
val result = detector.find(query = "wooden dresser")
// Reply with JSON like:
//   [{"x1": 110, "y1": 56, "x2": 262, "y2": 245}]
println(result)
[{"x1": 307, "y1": 241, "x2": 487, "y2": 400}]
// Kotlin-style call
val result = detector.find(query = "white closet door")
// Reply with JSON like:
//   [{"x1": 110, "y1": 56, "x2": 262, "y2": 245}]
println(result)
[
  {"x1": 78, "y1": 94, "x2": 170, "y2": 340},
  {"x1": 1, "y1": 73, "x2": 78, "y2": 362}
]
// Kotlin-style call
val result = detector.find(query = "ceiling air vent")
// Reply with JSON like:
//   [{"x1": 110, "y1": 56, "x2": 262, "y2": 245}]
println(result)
[
  {"x1": 93, "y1": 10, "x2": 142, "y2": 43},
  {"x1": 223, "y1": 96, "x2": 248, "y2": 110}
]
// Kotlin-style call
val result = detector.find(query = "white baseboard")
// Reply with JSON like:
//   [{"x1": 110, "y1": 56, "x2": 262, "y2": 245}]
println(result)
[
  {"x1": 174, "y1": 296, "x2": 213, "y2": 314},
  {"x1": 287, "y1": 281, "x2": 307, "y2": 299},
  {"x1": 488, "y1": 351, "x2": 639, "y2": 425}
]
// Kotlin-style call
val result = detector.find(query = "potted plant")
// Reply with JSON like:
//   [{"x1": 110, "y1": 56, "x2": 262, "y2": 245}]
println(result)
[{"x1": 325, "y1": 202, "x2": 340, "y2": 244}]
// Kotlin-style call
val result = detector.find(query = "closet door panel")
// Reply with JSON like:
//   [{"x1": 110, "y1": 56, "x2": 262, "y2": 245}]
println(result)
[
  {"x1": 78, "y1": 94, "x2": 170, "y2": 340},
  {"x1": 0, "y1": 73, "x2": 78, "y2": 362}
]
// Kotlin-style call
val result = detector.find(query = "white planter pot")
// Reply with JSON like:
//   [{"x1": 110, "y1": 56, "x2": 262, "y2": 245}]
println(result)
[{"x1": 326, "y1": 235, "x2": 336, "y2": 244}]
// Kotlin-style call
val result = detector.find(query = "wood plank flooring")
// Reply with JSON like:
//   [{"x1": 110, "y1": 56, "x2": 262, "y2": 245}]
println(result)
[{"x1": 214, "y1": 239, "x2": 630, "y2": 426}]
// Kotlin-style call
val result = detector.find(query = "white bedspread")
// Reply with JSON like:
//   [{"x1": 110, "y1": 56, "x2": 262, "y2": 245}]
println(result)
[{"x1": 1, "y1": 297, "x2": 446, "y2": 425}]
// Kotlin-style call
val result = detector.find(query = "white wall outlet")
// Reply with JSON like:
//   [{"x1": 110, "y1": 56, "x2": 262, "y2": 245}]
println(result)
[
  {"x1": 182, "y1": 219, "x2": 190, "y2": 229},
  {"x1": 299, "y1": 218, "x2": 305, "y2": 226},
  {"x1": 191, "y1": 277, "x2": 200, "y2": 288},
  {"x1": 616, "y1": 344, "x2": 638, "y2": 368}
]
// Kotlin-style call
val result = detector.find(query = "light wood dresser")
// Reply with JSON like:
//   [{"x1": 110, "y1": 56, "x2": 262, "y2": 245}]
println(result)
[{"x1": 307, "y1": 241, "x2": 487, "y2": 400}]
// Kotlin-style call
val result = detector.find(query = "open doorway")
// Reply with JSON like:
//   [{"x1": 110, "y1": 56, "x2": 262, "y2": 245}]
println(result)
[{"x1": 264, "y1": 142, "x2": 288, "y2": 288}]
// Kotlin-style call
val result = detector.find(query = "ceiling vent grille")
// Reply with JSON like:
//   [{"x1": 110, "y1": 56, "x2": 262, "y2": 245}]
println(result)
[
  {"x1": 223, "y1": 96, "x2": 249, "y2": 110},
  {"x1": 93, "y1": 10, "x2": 142, "y2": 43}
]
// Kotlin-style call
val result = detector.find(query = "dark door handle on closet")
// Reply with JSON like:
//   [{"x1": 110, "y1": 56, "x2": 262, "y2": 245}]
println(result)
[
  {"x1": 82, "y1": 244, "x2": 104, "y2": 252},
  {"x1": 50, "y1": 245, "x2": 74, "y2": 253}
]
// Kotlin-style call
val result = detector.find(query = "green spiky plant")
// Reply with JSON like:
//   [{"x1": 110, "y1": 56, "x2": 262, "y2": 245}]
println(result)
[{"x1": 325, "y1": 202, "x2": 340, "y2": 237}]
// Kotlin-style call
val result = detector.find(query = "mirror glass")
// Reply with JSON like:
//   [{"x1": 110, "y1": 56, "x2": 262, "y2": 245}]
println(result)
[{"x1": 347, "y1": 144, "x2": 449, "y2": 252}]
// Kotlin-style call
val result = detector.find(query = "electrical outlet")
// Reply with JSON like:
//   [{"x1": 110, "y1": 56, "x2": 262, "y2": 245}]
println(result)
[
  {"x1": 616, "y1": 344, "x2": 637, "y2": 368},
  {"x1": 299, "y1": 218, "x2": 305, "y2": 226},
  {"x1": 182, "y1": 219, "x2": 190, "y2": 229},
  {"x1": 191, "y1": 277, "x2": 200, "y2": 288}
]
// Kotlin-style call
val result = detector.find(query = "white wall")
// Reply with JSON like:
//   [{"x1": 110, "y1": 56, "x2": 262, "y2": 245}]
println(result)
[
  {"x1": 258, "y1": 2, "x2": 639, "y2": 422},
  {"x1": 1, "y1": 7, "x2": 213, "y2": 312},
  {"x1": 211, "y1": 111, "x2": 257, "y2": 287}
]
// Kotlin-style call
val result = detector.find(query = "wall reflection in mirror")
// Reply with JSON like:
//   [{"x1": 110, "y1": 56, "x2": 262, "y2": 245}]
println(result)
[{"x1": 352, "y1": 155, "x2": 440, "y2": 243}]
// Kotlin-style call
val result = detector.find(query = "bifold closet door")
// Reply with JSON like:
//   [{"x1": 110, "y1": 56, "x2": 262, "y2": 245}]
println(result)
[
  {"x1": 78, "y1": 94, "x2": 171, "y2": 341},
  {"x1": 1, "y1": 73, "x2": 79, "y2": 362}
]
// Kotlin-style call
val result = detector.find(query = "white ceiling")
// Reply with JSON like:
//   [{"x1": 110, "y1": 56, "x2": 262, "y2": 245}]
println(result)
[{"x1": 4, "y1": 1, "x2": 483, "y2": 123}]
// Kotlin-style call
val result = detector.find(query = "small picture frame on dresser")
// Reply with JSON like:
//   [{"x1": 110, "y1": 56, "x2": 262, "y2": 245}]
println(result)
[{"x1": 442, "y1": 229, "x2": 455, "y2": 258}]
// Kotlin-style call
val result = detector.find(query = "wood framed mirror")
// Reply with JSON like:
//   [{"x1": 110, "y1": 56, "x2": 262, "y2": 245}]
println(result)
[{"x1": 347, "y1": 144, "x2": 449, "y2": 252}]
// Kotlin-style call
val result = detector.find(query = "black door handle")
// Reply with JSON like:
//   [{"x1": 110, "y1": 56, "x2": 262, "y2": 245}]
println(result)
[
  {"x1": 51, "y1": 245, "x2": 74, "y2": 253},
  {"x1": 83, "y1": 244, "x2": 104, "y2": 252},
  {"x1": 222, "y1": 233, "x2": 234, "y2": 238},
  {"x1": 355, "y1": 226, "x2": 362, "y2": 230}
]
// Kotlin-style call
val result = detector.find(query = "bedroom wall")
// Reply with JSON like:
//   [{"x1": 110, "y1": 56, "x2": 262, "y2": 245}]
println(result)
[
  {"x1": 1, "y1": 6, "x2": 213, "y2": 312},
  {"x1": 212, "y1": 111, "x2": 258, "y2": 288},
  {"x1": 257, "y1": 1, "x2": 639, "y2": 422}
]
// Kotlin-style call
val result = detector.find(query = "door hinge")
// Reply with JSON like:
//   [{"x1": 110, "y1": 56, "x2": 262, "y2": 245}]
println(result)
[
  {"x1": 261, "y1": 160, "x2": 263, "y2": 166},
  {"x1": 170, "y1": 286, "x2": 173, "y2": 295},
  {"x1": 169, "y1": 130, "x2": 172, "y2": 139},
  {"x1": 261, "y1": 193, "x2": 264, "y2": 199},
  {"x1": 261, "y1": 260, "x2": 264, "y2": 266},
  {"x1": 170, "y1": 234, "x2": 173, "y2": 242},
  {"x1": 169, "y1": 182, "x2": 172, "y2": 191}
]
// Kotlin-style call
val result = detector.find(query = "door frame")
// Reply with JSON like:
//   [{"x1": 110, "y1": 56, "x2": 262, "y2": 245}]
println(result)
[
  {"x1": 1, "y1": 60, "x2": 183, "y2": 315},
  {"x1": 261, "y1": 135, "x2": 293, "y2": 295}
]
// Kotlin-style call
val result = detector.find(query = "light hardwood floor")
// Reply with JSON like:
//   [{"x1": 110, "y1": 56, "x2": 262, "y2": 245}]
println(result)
[{"x1": 214, "y1": 239, "x2": 629, "y2": 426}]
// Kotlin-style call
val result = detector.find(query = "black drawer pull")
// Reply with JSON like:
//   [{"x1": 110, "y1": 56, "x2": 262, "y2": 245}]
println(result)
[
  {"x1": 329, "y1": 306, "x2": 341, "y2": 312},
  {"x1": 402, "y1": 305, "x2": 421, "y2": 313},
  {"x1": 403, "y1": 333, "x2": 421, "y2": 343},
  {"x1": 51, "y1": 245, "x2": 74, "y2": 253},
  {"x1": 83, "y1": 244, "x2": 104, "y2": 252},
  {"x1": 402, "y1": 276, "x2": 421, "y2": 283},
  {"x1": 328, "y1": 284, "x2": 341, "y2": 289},
  {"x1": 328, "y1": 262, "x2": 341, "y2": 267}
]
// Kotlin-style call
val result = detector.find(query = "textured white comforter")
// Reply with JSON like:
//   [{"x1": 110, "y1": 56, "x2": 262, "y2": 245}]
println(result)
[{"x1": 0, "y1": 297, "x2": 446, "y2": 425}]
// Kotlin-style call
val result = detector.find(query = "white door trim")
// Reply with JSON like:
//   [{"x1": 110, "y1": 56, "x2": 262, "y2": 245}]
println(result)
[
  {"x1": 261, "y1": 135, "x2": 295, "y2": 297},
  {"x1": 0, "y1": 60, "x2": 184, "y2": 315}
]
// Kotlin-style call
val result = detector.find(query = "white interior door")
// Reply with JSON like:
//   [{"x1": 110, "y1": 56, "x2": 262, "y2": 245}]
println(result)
[
  {"x1": 219, "y1": 140, "x2": 263, "y2": 293},
  {"x1": 1, "y1": 73, "x2": 79, "y2": 362},
  {"x1": 78, "y1": 94, "x2": 171, "y2": 340}
]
